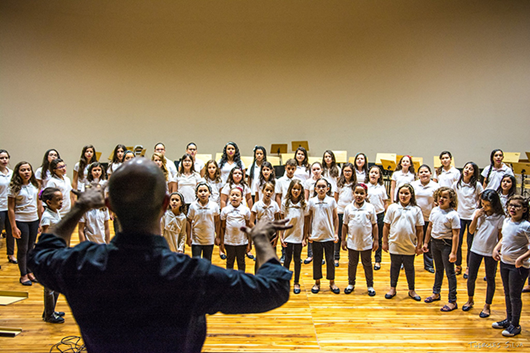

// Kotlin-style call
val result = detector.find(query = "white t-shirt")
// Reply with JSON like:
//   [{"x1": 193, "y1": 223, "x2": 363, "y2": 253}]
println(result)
[
  {"x1": 367, "y1": 183, "x2": 388, "y2": 215},
  {"x1": 194, "y1": 159, "x2": 205, "y2": 175},
  {"x1": 452, "y1": 181, "x2": 483, "y2": 220},
  {"x1": 470, "y1": 210, "x2": 504, "y2": 257},
  {"x1": 74, "y1": 162, "x2": 89, "y2": 191},
  {"x1": 281, "y1": 200, "x2": 309, "y2": 243},
  {"x1": 8, "y1": 184, "x2": 39, "y2": 222},
  {"x1": 161, "y1": 210, "x2": 187, "y2": 252},
  {"x1": 275, "y1": 176, "x2": 294, "y2": 205},
  {"x1": 79, "y1": 208, "x2": 110, "y2": 244},
  {"x1": 322, "y1": 168, "x2": 340, "y2": 194},
  {"x1": 482, "y1": 163, "x2": 514, "y2": 191},
  {"x1": 343, "y1": 202, "x2": 377, "y2": 251},
  {"x1": 501, "y1": 219, "x2": 530, "y2": 268},
  {"x1": 187, "y1": 200, "x2": 219, "y2": 245},
  {"x1": 218, "y1": 160, "x2": 246, "y2": 185},
  {"x1": 304, "y1": 178, "x2": 336, "y2": 199},
  {"x1": 429, "y1": 207, "x2": 460, "y2": 240},
  {"x1": 434, "y1": 167, "x2": 460, "y2": 188},
  {"x1": 220, "y1": 183, "x2": 251, "y2": 206},
  {"x1": 176, "y1": 172, "x2": 203, "y2": 204},
  {"x1": 46, "y1": 176, "x2": 73, "y2": 216},
  {"x1": 391, "y1": 170, "x2": 415, "y2": 197},
  {"x1": 40, "y1": 208, "x2": 62, "y2": 231},
  {"x1": 499, "y1": 193, "x2": 510, "y2": 213},
  {"x1": 336, "y1": 182, "x2": 354, "y2": 214},
  {"x1": 107, "y1": 162, "x2": 122, "y2": 176},
  {"x1": 252, "y1": 200, "x2": 280, "y2": 223},
  {"x1": 384, "y1": 203, "x2": 424, "y2": 255},
  {"x1": 412, "y1": 180, "x2": 439, "y2": 221},
  {"x1": 307, "y1": 195, "x2": 337, "y2": 242},
  {"x1": 256, "y1": 180, "x2": 276, "y2": 203},
  {"x1": 355, "y1": 170, "x2": 366, "y2": 183},
  {"x1": 293, "y1": 165, "x2": 310, "y2": 183},
  {"x1": 0, "y1": 168, "x2": 13, "y2": 211},
  {"x1": 35, "y1": 167, "x2": 52, "y2": 188},
  {"x1": 205, "y1": 179, "x2": 223, "y2": 206},
  {"x1": 166, "y1": 160, "x2": 178, "y2": 180},
  {"x1": 246, "y1": 163, "x2": 261, "y2": 195},
  {"x1": 221, "y1": 204, "x2": 251, "y2": 246}
]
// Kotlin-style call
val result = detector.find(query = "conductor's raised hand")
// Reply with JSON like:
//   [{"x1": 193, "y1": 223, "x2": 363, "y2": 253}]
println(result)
[
  {"x1": 241, "y1": 219, "x2": 293, "y2": 241},
  {"x1": 73, "y1": 183, "x2": 105, "y2": 211}
]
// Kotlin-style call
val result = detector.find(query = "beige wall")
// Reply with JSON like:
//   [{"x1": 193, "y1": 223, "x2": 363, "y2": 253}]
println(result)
[{"x1": 1, "y1": 0, "x2": 529, "y2": 171}]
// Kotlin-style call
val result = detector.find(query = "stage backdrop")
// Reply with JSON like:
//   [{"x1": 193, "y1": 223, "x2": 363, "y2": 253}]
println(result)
[{"x1": 1, "y1": 0, "x2": 529, "y2": 169}]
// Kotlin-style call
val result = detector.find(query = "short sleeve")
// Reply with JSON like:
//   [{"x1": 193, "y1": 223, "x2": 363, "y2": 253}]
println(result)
[
  {"x1": 220, "y1": 208, "x2": 227, "y2": 220},
  {"x1": 391, "y1": 172, "x2": 398, "y2": 181},
  {"x1": 275, "y1": 181, "x2": 282, "y2": 194},
  {"x1": 104, "y1": 210, "x2": 110, "y2": 221},
  {"x1": 244, "y1": 208, "x2": 251, "y2": 220},
  {"x1": 212, "y1": 204, "x2": 220, "y2": 216},
  {"x1": 451, "y1": 212, "x2": 461, "y2": 229},
  {"x1": 383, "y1": 205, "x2": 394, "y2": 224},
  {"x1": 187, "y1": 205, "x2": 195, "y2": 218},
  {"x1": 481, "y1": 166, "x2": 488, "y2": 178},
  {"x1": 221, "y1": 185, "x2": 230, "y2": 196},
  {"x1": 415, "y1": 207, "x2": 425, "y2": 226},
  {"x1": 343, "y1": 206, "x2": 350, "y2": 223},
  {"x1": 40, "y1": 214, "x2": 51, "y2": 227},
  {"x1": 80, "y1": 215, "x2": 86, "y2": 223},
  {"x1": 370, "y1": 207, "x2": 377, "y2": 224},
  {"x1": 7, "y1": 186, "x2": 17, "y2": 198},
  {"x1": 251, "y1": 203, "x2": 258, "y2": 213}
]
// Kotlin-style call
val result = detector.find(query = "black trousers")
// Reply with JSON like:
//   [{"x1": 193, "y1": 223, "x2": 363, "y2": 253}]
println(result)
[
  {"x1": 43, "y1": 287, "x2": 59, "y2": 319},
  {"x1": 312, "y1": 241, "x2": 335, "y2": 280},
  {"x1": 374, "y1": 212, "x2": 384, "y2": 263},
  {"x1": 431, "y1": 238, "x2": 457, "y2": 302},
  {"x1": 422, "y1": 221, "x2": 433, "y2": 269},
  {"x1": 15, "y1": 220, "x2": 39, "y2": 276},
  {"x1": 191, "y1": 244, "x2": 214, "y2": 262},
  {"x1": 334, "y1": 214, "x2": 344, "y2": 260},
  {"x1": 225, "y1": 244, "x2": 247, "y2": 272},
  {"x1": 500, "y1": 262, "x2": 529, "y2": 327},
  {"x1": 390, "y1": 254, "x2": 415, "y2": 290},
  {"x1": 0, "y1": 211, "x2": 15, "y2": 256},
  {"x1": 284, "y1": 243, "x2": 302, "y2": 284},
  {"x1": 456, "y1": 219, "x2": 473, "y2": 267},
  {"x1": 348, "y1": 249, "x2": 373, "y2": 287},
  {"x1": 467, "y1": 251, "x2": 497, "y2": 304}
]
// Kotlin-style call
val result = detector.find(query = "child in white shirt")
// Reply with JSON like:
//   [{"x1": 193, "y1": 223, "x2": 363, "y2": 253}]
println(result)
[{"x1": 161, "y1": 192, "x2": 187, "y2": 253}]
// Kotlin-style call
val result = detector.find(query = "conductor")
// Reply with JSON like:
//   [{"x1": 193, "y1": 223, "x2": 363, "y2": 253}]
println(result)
[{"x1": 29, "y1": 158, "x2": 292, "y2": 353}]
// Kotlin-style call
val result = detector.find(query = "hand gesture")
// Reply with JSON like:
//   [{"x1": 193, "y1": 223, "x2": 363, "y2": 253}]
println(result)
[
  {"x1": 241, "y1": 219, "x2": 293, "y2": 241},
  {"x1": 73, "y1": 182, "x2": 105, "y2": 211}
]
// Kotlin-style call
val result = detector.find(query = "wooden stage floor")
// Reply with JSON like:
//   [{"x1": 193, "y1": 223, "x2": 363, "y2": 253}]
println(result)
[{"x1": 1, "y1": 229, "x2": 529, "y2": 352}]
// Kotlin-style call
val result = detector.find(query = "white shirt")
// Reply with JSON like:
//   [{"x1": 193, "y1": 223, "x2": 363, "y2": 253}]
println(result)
[
  {"x1": 220, "y1": 183, "x2": 251, "y2": 206},
  {"x1": 412, "y1": 180, "x2": 439, "y2": 221},
  {"x1": 252, "y1": 200, "x2": 280, "y2": 223},
  {"x1": 176, "y1": 172, "x2": 203, "y2": 204},
  {"x1": 161, "y1": 210, "x2": 187, "y2": 252},
  {"x1": 187, "y1": 201, "x2": 219, "y2": 245},
  {"x1": 434, "y1": 167, "x2": 460, "y2": 188},
  {"x1": 166, "y1": 160, "x2": 178, "y2": 180},
  {"x1": 205, "y1": 179, "x2": 223, "y2": 206},
  {"x1": 482, "y1": 163, "x2": 514, "y2": 191},
  {"x1": 246, "y1": 163, "x2": 261, "y2": 195},
  {"x1": 470, "y1": 210, "x2": 504, "y2": 257},
  {"x1": 384, "y1": 203, "x2": 424, "y2": 255},
  {"x1": 452, "y1": 181, "x2": 483, "y2": 220},
  {"x1": 281, "y1": 200, "x2": 308, "y2": 243},
  {"x1": 499, "y1": 193, "x2": 510, "y2": 213},
  {"x1": 322, "y1": 168, "x2": 340, "y2": 194},
  {"x1": 336, "y1": 182, "x2": 354, "y2": 214},
  {"x1": 0, "y1": 168, "x2": 13, "y2": 211},
  {"x1": 221, "y1": 204, "x2": 251, "y2": 246},
  {"x1": 344, "y1": 202, "x2": 377, "y2": 251},
  {"x1": 40, "y1": 208, "x2": 62, "y2": 231},
  {"x1": 218, "y1": 160, "x2": 246, "y2": 185},
  {"x1": 107, "y1": 162, "x2": 122, "y2": 175},
  {"x1": 35, "y1": 167, "x2": 52, "y2": 188},
  {"x1": 194, "y1": 159, "x2": 205, "y2": 175},
  {"x1": 293, "y1": 165, "x2": 310, "y2": 183},
  {"x1": 73, "y1": 162, "x2": 89, "y2": 191},
  {"x1": 304, "y1": 178, "x2": 336, "y2": 199},
  {"x1": 46, "y1": 176, "x2": 73, "y2": 216},
  {"x1": 308, "y1": 195, "x2": 336, "y2": 242},
  {"x1": 367, "y1": 183, "x2": 388, "y2": 214},
  {"x1": 391, "y1": 170, "x2": 415, "y2": 196},
  {"x1": 501, "y1": 219, "x2": 530, "y2": 268},
  {"x1": 8, "y1": 184, "x2": 39, "y2": 222},
  {"x1": 275, "y1": 176, "x2": 294, "y2": 205},
  {"x1": 256, "y1": 180, "x2": 276, "y2": 203},
  {"x1": 355, "y1": 170, "x2": 366, "y2": 183},
  {"x1": 79, "y1": 208, "x2": 110, "y2": 244},
  {"x1": 429, "y1": 207, "x2": 460, "y2": 240}
]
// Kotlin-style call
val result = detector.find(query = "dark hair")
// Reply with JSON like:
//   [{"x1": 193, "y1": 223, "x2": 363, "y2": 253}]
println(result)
[
  {"x1": 249, "y1": 146, "x2": 267, "y2": 186},
  {"x1": 418, "y1": 164, "x2": 431, "y2": 173},
  {"x1": 87, "y1": 162, "x2": 107, "y2": 182},
  {"x1": 9, "y1": 161, "x2": 38, "y2": 193},
  {"x1": 40, "y1": 149, "x2": 60, "y2": 176},
  {"x1": 124, "y1": 150, "x2": 135, "y2": 160},
  {"x1": 436, "y1": 151, "x2": 452, "y2": 176},
  {"x1": 354, "y1": 153, "x2": 369, "y2": 177},
  {"x1": 49, "y1": 158, "x2": 65, "y2": 178},
  {"x1": 313, "y1": 178, "x2": 332, "y2": 197},
  {"x1": 0, "y1": 149, "x2": 10, "y2": 158},
  {"x1": 154, "y1": 142, "x2": 165, "y2": 150},
  {"x1": 480, "y1": 189, "x2": 505, "y2": 216},
  {"x1": 186, "y1": 142, "x2": 197, "y2": 150},
  {"x1": 168, "y1": 192, "x2": 185, "y2": 214},
  {"x1": 219, "y1": 142, "x2": 243, "y2": 170},
  {"x1": 337, "y1": 163, "x2": 357, "y2": 189},
  {"x1": 195, "y1": 181, "x2": 212, "y2": 198},
  {"x1": 368, "y1": 165, "x2": 384, "y2": 185},
  {"x1": 456, "y1": 162, "x2": 480, "y2": 190},
  {"x1": 396, "y1": 184, "x2": 418, "y2": 207},
  {"x1": 395, "y1": 155, "x2": 415, "y2": 175},
  {"x1": 78, "y1": 145, "x2": 97, "y2": 180},
  {"x1": 178, "y1": 153, "x2": 196, "y2": 175},
  {"x1": 496, "y1": 174, "x2": 517, "y2": 198},
  {"x1": 204, "y1": 160, "x2": 221, "y2": 183},
  {"x1": 285, "y1": 179, "x2": 306, "y2": 209},
  {"x1": 285, "y1": 158, "x2": 297, "y2": 168},
  {"x1": 507, "y1": 195, "x2": 529, "y2": 221},
  {"x1": 111, "y1": 144, "x2": 127, "y2": 164},
  {"x1": 294, "y1": 147, "x2": 309, "y2": 171},
  {"x1": 40, "y1": 187, "x2": 61, "y2": 207},
  {"x1": 484, "y1": 149, "x2": 503, "y2": 185},
  {"x1": 259, "y1": 161, "x2": 276, "y2": 189},
  {"x1": 322, "y1": 150, "x2": 339, "y2": 178},
  {"x1": 433, "y1": 186, "x2": 458, "y2": 209},
  {"x1": 227, "y1": 167, "x2": 247, "y2": 188}
]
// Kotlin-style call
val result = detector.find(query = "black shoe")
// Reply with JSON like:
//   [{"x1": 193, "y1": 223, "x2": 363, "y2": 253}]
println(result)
[
  {"x1": 55, "y1": 311, "x2": 65, "y2": 317},
  {"x1": 344, "y1": 286, "x2": 354, "y2": 294},
  {"x1": 220, "y1": 254, "x2": 227, "y2": 260},
  {"x1": 462, "y1": 303, "x2": 473, "y2": 311},
  {"x1": 246, "y1": 253, "x2": 255, "y2": 260},
  {"x1": 7, "y1": 256, "x2": 17, "y2": 264},
  {"x1": 374, "y1": 263, "x2": 381, "y2": 271},
  {"x1": 322, "y1": 259, "x2": 325, "y2": 265},
  {"x1": 20, "y1": 278, "x2": 32, "y2": 286},
  {"x1": 368, "y1": 288, "x2": 376, "y2": 297},
  {"x1": 311, "y1": 285, "x2": 320, "y2": 294},
  {"x1": 304, "y1": 257, "x2": 313, "y2": 264},
  {"x1": 44, "y1": 313, "x2": 65, "y2": 324},
  {"x1": 385, "y1": 292, "x2": 396, "y2": 299},
  {"x1": 502, "y1": 325, "x2": 521, "y2": 337},
  {"x1": 293, "y1": 286, "x2": 301, "y2": 295},
  {"x1": 479, "y1": 310, "x2": 490, "y2": 318},
  {"x1": 408, "y1": 293, "x2": 421, "y2": 301},
  {"x1": 492, "y1": 319, "x2": 510, "y2": 329},
  {"x1": 425, "y1": 267, "x2": 434, "y2": 273},
  {"x1": 334, "y1": 260, "x2": 339, "y2": 267},
  {"x1": 330, "y1": 286, "x2": 340, "y2": 294},
  {"x1": 280, "y1": 255, "x2": 285, "y2": 264},
  {"x1": 463, "y1": 273, "x2": 468, "y2": 279}
]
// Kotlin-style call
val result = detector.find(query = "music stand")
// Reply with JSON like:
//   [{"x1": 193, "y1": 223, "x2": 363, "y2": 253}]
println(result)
[
  {"x1": 271, "y1": 144, "x2": 288, "y2": 165},
  {"x1": 333, "y1": 150, "x2": 348, "y2": 164},
  {"x1": 291, "y1": 141, "x2": 309, "y2": 153},
  {"x1": 375, "y1": 153, "x2": 396, "y2": 165},
  {"x1": 513, "y1": 162, "x2": 530, "y2": 197},
  {"x1": 381, "y1": 159, "x2": 396, "y2": 172},
  {"x1": 504, "y1": 152, "x2": 520, "y2": 164},
  {"x1": 525, "y1": 152, "x2": 530, "y2": 161}
]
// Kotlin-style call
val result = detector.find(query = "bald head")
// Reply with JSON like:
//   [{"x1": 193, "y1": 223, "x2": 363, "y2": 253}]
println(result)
[{"x1": 108, "y1": 158, "x2": 168, "y2": 232}]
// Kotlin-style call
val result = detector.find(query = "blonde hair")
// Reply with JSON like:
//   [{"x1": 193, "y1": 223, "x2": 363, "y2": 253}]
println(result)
[{"x1": 151, "y1": 152, "x2": 169, "y2": 181}]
